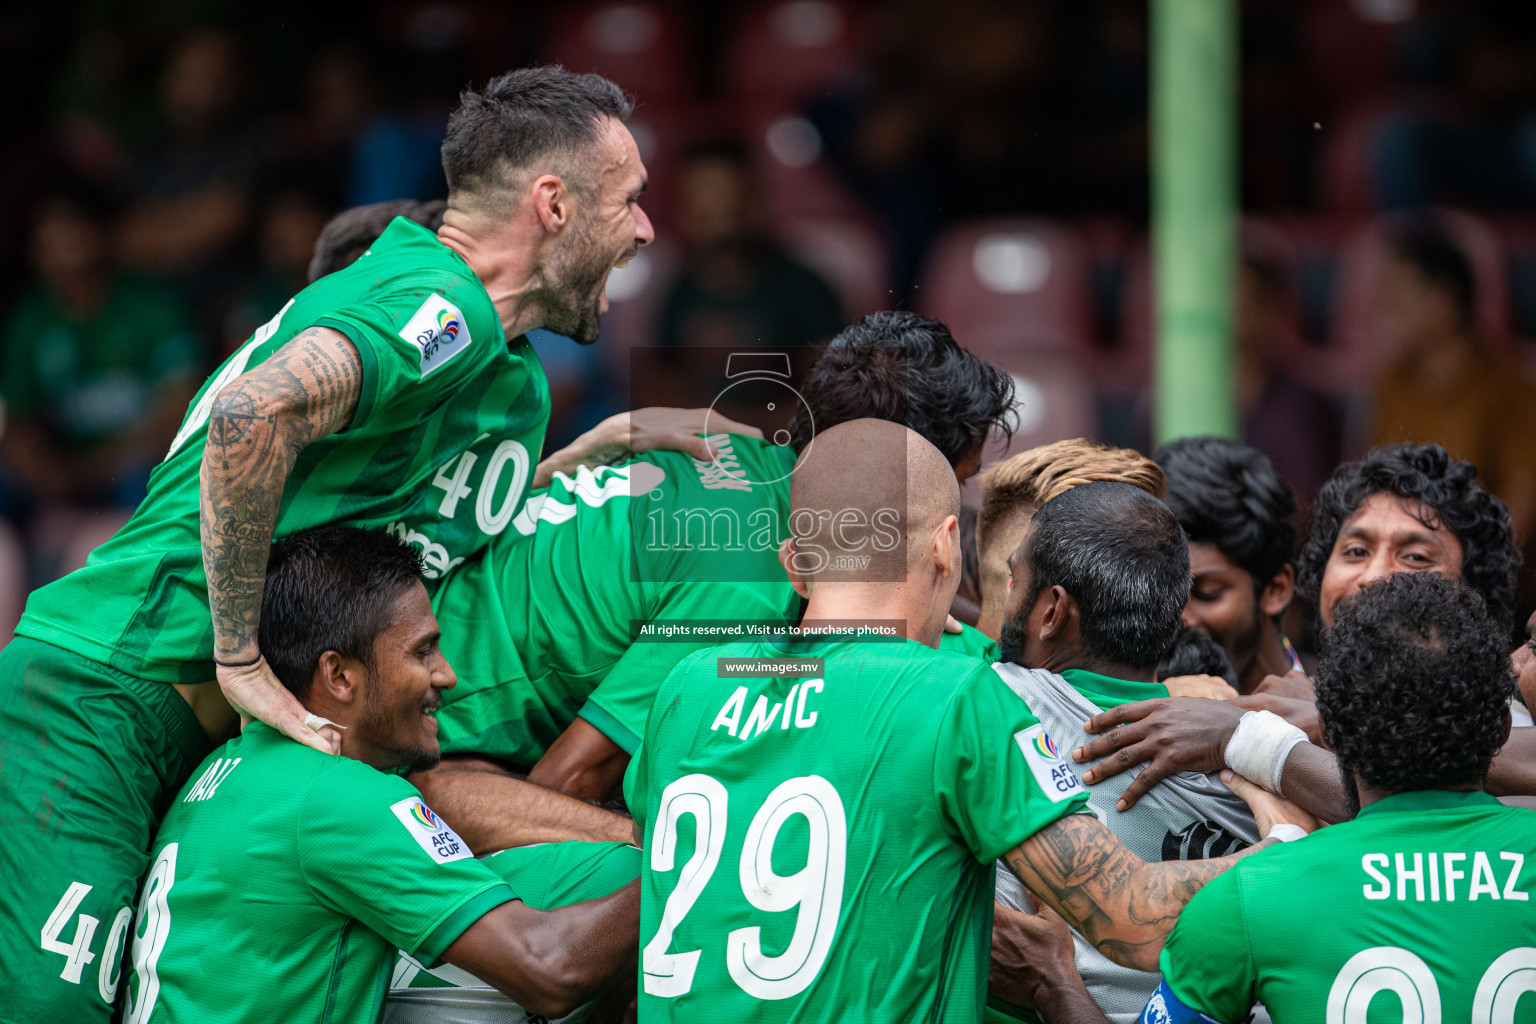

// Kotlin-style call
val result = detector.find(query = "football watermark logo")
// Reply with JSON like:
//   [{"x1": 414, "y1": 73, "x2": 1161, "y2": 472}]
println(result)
[{"x1": 628, "y1": 345, "x2": 910, "y2": 586}]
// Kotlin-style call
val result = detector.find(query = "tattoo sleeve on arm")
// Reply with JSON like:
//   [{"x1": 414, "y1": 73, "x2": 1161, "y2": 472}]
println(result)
[
  {"x1": 199, "y1": 327, "x2": 362, "y2": 659},
  {"x1": 1002, "y1": 814, "x2": 1274, "y2": 972}
]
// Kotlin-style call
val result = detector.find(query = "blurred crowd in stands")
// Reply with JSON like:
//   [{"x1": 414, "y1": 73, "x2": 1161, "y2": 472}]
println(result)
[{"x1": 5, "y1": 0, "x2": 1536, "y2": 642}]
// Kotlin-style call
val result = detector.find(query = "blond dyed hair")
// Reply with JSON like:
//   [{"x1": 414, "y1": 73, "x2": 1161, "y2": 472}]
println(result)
[{"x1": 975, "y1": 440, "x2": 1166, "y2": 607}]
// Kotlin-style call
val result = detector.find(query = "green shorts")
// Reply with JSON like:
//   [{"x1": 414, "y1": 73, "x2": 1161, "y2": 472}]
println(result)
[{"x1": 0, "y1": 637, "x2": 211, "y2": 1023}]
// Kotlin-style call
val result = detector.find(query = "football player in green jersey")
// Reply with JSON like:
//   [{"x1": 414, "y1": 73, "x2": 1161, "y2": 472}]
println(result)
[
  {"x1": 123, "y1": 528, "x2": 639, "y2": 1024},
  {"x1": 1145, "y1": 570, "x2": 1534, "y2": 1023},
  {"x1": 627, "y1": 420, "x2": 1313, "y2": 1023},
  {"x1": 384, "y1": 841, "x2": 642, "y2": 1024},
  {"x1": 415, "y1": 311, "x2": 1017, "y2": 824},
  {"x1": 0, "y1": 67, "x2": 660, "y2": 1022}
]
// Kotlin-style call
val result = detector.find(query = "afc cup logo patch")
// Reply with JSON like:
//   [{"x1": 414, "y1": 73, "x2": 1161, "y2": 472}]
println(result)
[
  {"x1": 1015, "y1": 723, "x2": 1084, "y2": 803},
  {"x1": 1032, "y1": 730, "x2": 1059, "y2": 759},
  {"x1": 399, "y1": 293, "x2": 472, "y2": 378},
  {"x1": 409, "y1": 801, "x2": 443, "y2": 830},
  {"x1": 389, "y1": 797, "x2": 472, "y2": 863}
]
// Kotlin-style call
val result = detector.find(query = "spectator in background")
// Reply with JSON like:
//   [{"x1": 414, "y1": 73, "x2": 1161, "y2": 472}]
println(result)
[
  {"x1": 1370, "y1": 219, "x2": 1536, "y2": 543},
  {"x1": 116, "y1": 28, "x2": 260, "y2": 311},
  {"x1": 221, "y1": 186, "x2": 333, "y2": 356},
  {"x1": 1235, "y1": 249, "x2": 1340, "y2": 503},
  {"x1": 656, "y1": 138, "x2": 843, "y2": 350},
  {"x1": 0, "y1": 185, "x2": 198, "y2": 578}
]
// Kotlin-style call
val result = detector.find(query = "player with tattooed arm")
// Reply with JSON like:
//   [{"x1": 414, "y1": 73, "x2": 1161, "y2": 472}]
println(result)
[
  {"x1": 0, "y1": 67, "x2": 664, "y2": 1019},
  {"x1": 626, "y1": 421, "x2": 1313, "y2": 1023}
]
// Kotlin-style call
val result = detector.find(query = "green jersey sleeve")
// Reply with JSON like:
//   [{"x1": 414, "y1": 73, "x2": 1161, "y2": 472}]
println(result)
[
  {"x1": 313, "y1": 263, "x2": 513, "y2": 431},
  {"x1": 297, "y1": 769, "x2": 516, "y2": 965},
  {"x1": 1156, "y1": 867, "x2": 1258, "y2": 1023},
  {"x1": 933, "y1": 666, "x2": 1090, "y2": 862},
  {"x1": 484, "y1": 842, "x2": 641, "y2": 909}
]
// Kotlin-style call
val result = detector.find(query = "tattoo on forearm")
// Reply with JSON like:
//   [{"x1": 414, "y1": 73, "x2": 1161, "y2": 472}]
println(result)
[
  {"x1": 1004, "y1": 815, "x2": 1234, "y2": 967},
  {"x1": 200, "y1": 328, "x2": 362, "y2": 658}
]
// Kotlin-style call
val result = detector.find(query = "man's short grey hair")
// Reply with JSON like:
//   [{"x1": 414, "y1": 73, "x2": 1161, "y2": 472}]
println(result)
[{"x1": 441, "y1": 65, "x2": 633, "y2": 202}]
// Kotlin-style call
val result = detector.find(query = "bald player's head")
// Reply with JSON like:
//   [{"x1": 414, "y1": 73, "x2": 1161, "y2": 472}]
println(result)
[{"x1": 783, "y1": 420, "x2": 961, "y2": 614}]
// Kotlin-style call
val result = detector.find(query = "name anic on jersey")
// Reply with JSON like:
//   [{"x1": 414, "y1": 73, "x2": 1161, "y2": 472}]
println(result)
[
  {"x1": 711, "y1": 680, "x2": 822, "y2": 741},
  {"x1": 1360, "y1": 850, "x2": 1528, "y2": 902}
]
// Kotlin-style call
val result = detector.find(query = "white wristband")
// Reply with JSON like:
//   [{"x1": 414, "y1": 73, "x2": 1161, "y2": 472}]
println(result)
[
  {"x1": 1266, "y1": 824, "x2": 1308, "y2": 843},
  {"x1": 304, "y1": 713, "x2": 346, "y2": 733},
  {"x1": 1224, "y1": 710, "x2": 1308, "y2": 792}
]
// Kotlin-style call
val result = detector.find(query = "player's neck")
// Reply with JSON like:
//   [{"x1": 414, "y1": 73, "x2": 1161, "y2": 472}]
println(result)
[
  {"x1": 1035, "y1": 646, "x2": 1153, "y2": 683},
  {"x1": 438, "y1": 211, "x2": 547, "y2": 339},
  {"x1": 801, "y1": 588, "x2": 944, "y2": 647},
  {"x1": 1356, "y1": 775, "x2": 1482, "y2": 810}
]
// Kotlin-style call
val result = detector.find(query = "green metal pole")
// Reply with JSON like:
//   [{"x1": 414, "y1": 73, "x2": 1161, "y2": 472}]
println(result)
[{"x1": 1151, "y1": 0, "x2": 1238, "y2": 445}]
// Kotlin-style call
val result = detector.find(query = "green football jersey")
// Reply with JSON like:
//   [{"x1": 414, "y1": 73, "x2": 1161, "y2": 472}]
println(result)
[
  {"x1": 625, "y1": 635, "x2": 1090, "y2": 1023},
  {"x1": 1156, "y1": 790, "x2": 1536, "y2": 1023},
  {"x1": 432, "y1": 434, "x2": 802, "y2": 763},
  {"x1": 122, "y1": 723, "x2": 516, "y2": 1024},
  {"x1": 16, "y1": 217, "x2": 549, "y2": 684},
  {"x1": 385, "y1": 841, "x2": 641, "y2": 1024},
  {"x1": 940, "y1": 622, "x2": 1002, "y2": 663}
]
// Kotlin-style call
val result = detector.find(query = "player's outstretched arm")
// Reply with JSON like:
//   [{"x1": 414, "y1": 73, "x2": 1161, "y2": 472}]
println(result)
[
  {"x1": 1071, "y1": 693, "x2": 1320, "y2": 812},
  {"x1": 532, "y1": 407, "x2": 763, "y2": 487},
  {"x1": 200, "y1": 326, "x2": 361, "y2": 754},
  {"x1": 411, "y1": 757, "x2": 633, "y2": 849},
  {"x1": 527, "y1": 717, "x2": 631, "y2": 803},
  {"x1": 443, "y1": 881, "x2": 640, "y2": 1019},
  {"x1": 1002, "y1": 814, "x2": 1281, "y2": 973}
]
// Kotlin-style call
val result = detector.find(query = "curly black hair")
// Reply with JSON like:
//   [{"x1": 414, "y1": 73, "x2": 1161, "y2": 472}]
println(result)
[
  {"x1": 1297, "y1": 442, "x2": 1519, "y2": 634},
  {"x1": 1316, "y1": 572, "x2": 1513, "y2": 797},
  {"x1": 1157, "y1": 626, "x2": 1239, "y2": 688},
  {"x1": 1155, "y1": 436, "x2": 1298, "y2": 592},
  {"x1": 786, "y1": 311, "x2": 1016, "y2": 469}
]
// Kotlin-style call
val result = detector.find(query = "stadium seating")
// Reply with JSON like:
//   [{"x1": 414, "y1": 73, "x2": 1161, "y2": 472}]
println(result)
[
  {"x1": 916, "y1": 218, "x2": 1096, "y2": 371},
  {"x1": 542, "y1": 2, "x2": 691, "y2": 101},
  {"x1": 963, "y1": 353, "x2": 1099, "y2": 505},
  {"x1": 726, "y1": 0, "x2": 867, "y2": 102}
]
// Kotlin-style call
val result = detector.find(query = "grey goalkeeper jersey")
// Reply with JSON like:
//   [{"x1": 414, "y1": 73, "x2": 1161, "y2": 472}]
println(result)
[
  {"x1": 383, "y1": 953, "x2": 594, "y2": 1024},
  {"x1": 990, "y1": 663, "x2": 1270, "y2": 1024}
]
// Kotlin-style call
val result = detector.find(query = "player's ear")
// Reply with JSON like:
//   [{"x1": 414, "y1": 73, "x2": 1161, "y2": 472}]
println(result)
[
  {"x1": 932, "y1": 515, "x2": 959, "y2": 579},
  {"x1": 531, "y1": 174, "x2": 571, "y2": 235},
  {"x1": 1260, "y1": 563, "x2": 1295, "y2": 618},
  {"x1": 1038, "y1": 585, "x2": 1076, "y2": 642},
  {"x1": 779, "y1": 537, "x2": 810, "y2": 599},
  {"x1": 313, "y1": 649, "x2": 362, "y2": 705}
]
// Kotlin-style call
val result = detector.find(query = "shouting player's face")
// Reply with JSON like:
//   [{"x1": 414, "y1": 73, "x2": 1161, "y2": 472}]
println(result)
[
  {"x1": 356, "y1": 582, "x2": 458, "y2": 772},
  {"x1": 1317, "y1": 492, "x2": 1465, "y2": 628},
  {"x1": 543, "y1": 116, "x2": 653, "y2": 344}
]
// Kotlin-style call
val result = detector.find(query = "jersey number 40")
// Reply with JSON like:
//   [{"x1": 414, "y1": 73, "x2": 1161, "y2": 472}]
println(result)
[{"x1": 643, "y1": 774, "x2": 846, "y2": 1002}]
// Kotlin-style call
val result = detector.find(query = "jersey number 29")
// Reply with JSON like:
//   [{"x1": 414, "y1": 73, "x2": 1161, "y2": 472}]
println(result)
[{"x1": 642, "y1": 774, "x2": 846, "y2": 1002}]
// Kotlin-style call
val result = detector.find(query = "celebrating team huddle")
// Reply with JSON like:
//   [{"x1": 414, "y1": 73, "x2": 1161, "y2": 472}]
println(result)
[{"x1": 2, "y1": 64, "x2": 1534, "y2": 1024}]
